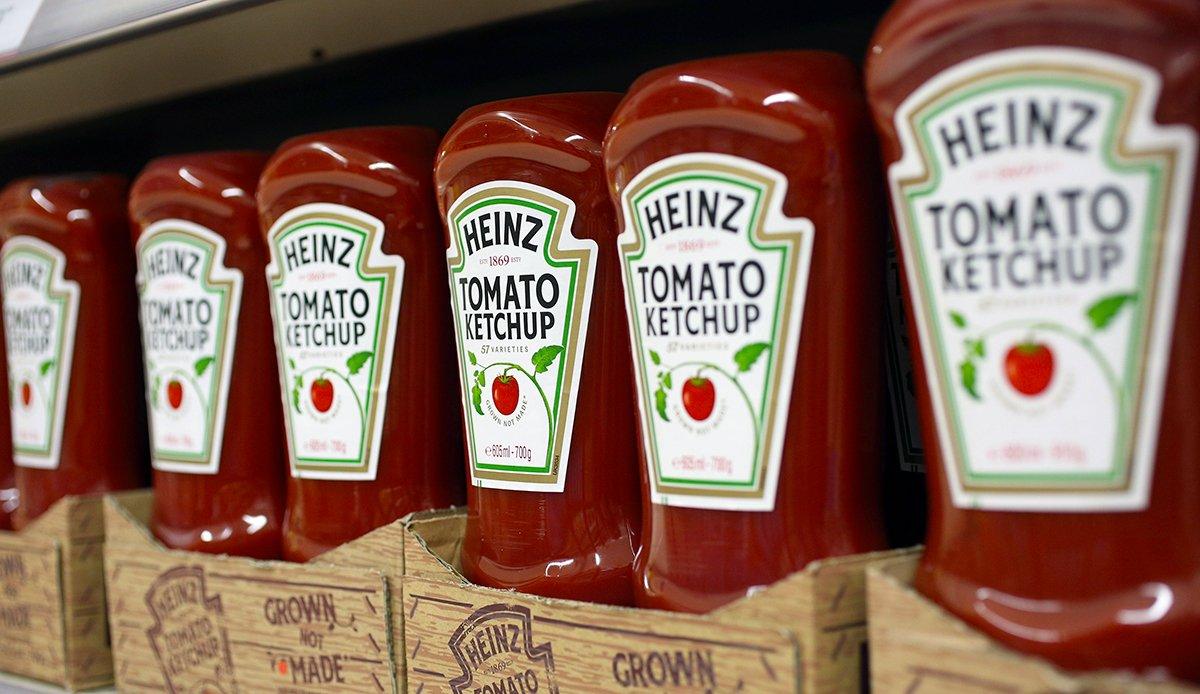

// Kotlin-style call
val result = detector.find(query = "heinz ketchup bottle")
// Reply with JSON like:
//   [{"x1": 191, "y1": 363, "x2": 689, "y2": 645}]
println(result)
[
  {"x1": 0, "y1": 175, "x2": 148, "y2": 527},
  {"x1": 259, "y1": 128, "x2": 464, "y2": 561},
  {"x1": 436, "y1": 93, "x2": 642, "y2": 604},
  {"x1": 605, "y1": 52, "x2": 889, "y2": 613},
  {"x1": 130, "y1": 152, "x2": 286, "y2": 559},
  {"x1": 866, "y1": 0, "x2": 1200, "y2": 679}
]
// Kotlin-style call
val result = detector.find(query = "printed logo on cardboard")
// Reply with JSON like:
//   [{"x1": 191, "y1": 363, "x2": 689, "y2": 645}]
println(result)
[
  {"x1": 448, "y1": 604, "x2": 557, "y2": 694},
  {"x1": 0, "y1": 552, "x2": 29, "y2": 631},
  {"x1": 145, "y1": 566, "x2": 238, "y2": 693}
]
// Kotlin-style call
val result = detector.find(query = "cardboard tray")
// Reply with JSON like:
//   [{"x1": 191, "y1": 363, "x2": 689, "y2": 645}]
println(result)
[
  {"x1": 0, "y1": 493, "x2": 114, "y2": 691},
  {"x1": 103, "y1": 491, "x2": 409, "y2": 692},
  {"x1": 401, "y1": 508, "x2": 918, "y2": 693},
  {"x1": 867, "y1": 554, "x2": 1199, "y2": 693}
]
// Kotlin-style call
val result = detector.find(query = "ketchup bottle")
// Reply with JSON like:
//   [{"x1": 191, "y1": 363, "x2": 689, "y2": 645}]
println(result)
[
  {"x1": 866, "y1": 0, "x2": 1200, "y2": 679},
  {"x1": 0, "y1": 175, "x2": 147, "y2": 527},
  {"x1": 605, "y1": 52, "x2": 889, "y2": 613},
  {"x1": 259, "y1": 128, "x2": 465, "y2": 561},
  {"x1": 436, "y1": 93, "x2": 642, "y2": 604},
  {"x1": 130, "y1": 152, "x2": 286, "y2": 559}
]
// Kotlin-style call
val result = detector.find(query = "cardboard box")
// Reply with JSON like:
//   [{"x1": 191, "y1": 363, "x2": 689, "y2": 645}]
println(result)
[
  {"x1": 0, "y1": 493, "x2": 114, "y2": 691},
  {"x1": 103, "y1": 491, "x2": 407, "y2": 692},
  {"x1": 867, "y1": 554, "x2": 1199, "y2": 693},
  {"x1": 401, "y1": 508, "x2": 917, "y2": 693}
]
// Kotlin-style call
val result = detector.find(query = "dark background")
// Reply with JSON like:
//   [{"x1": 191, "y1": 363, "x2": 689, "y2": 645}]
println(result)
[{"x1": 0, "y1": 0, "x2": 893, "y2": 183}]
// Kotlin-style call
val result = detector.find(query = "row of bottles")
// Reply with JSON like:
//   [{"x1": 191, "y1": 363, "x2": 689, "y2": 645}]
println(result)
[{"x1": 0, "y1": 0, "x2": 1195, "y2": 682}]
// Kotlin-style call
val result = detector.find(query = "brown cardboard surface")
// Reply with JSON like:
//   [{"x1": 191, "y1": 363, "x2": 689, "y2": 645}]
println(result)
[
  {"x1": 0, "y1": 493, "x2": 115, "y2": 691},
  {"x1": 103, "y1": 492, "x2": 397, "y2": 693},
  {"x1": 402, "y1": 508, "x2": 917, "y2": 693},
  {"x1": 867, "y1": 554, "x2": 1199, "y2": 693}
]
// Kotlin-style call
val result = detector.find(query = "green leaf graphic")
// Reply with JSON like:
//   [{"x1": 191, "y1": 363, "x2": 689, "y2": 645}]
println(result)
[
  {"x1": 287, "y1": 357, "x2": 297, "y2": 370},
  {"x1": 531, "y1": 345, "x2": 564, "y2": 374},
  {"x1": 661, "y1": 372, "x2": 673, "y2": 389},
  {"x1": 968, "y1": 339, "x2": 985, "y2": 358},
  {"x1": 471, "y1": 383, "x2": 484, "y2": 416},
  {"x1": 733, "y1": 342, "x2": 770, "y2": 373},
  {"x1": 193, "y1": 356, "x2": 214, "y2": 377},
  {"x1": 959, "y1": 359, "x2": 979, "y2": 400},
  {"x1": 291, "y1": 387, "x2": 301, "y2": 413},
  {"x1": 151, "y1": 375, "x2": 161, "y2": 408},
  {"x1": 1086, "y1": 293, "x2": 1137, "y2": 331},
  {"x1": 468, "y1": 351, "x2": 478, "y2": 366},
  {"x1": 949, "y1": 311, "x2": 967, "y2": 329},
  {"x1": 38, "y1": 360, "x2": 54, "y2": 376},
  {"x1": 649, "y1": 350, "x2": 661, "y2": 366},
  {"x1": 654, "y1": 386, "x2": 669, "y2": 422},
  {"x1": 346, "y1": 351, "x2": 373, "y2": 375},
  {"x1": 293, "y1": 375, "x2": 303, "y2": 390},
  {"x1": 475, "y1": 370, "x2": 485, "y2": 387}
]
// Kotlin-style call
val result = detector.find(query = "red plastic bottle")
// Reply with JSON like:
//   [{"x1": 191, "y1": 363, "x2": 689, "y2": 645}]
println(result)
[
  {"x1": 436, "y1": 93, "x2": 642, "y2": 604},
  {"x1": 605, "y1": 52, "x2": 889, "y2": 613},
  {"x1": 0, "y1": 175, "x2": 147, "y2": 527},
  {"x1": 130, "y1": 152, "x2": 286, "y2": 559},
  {"x1": 866, "y1": 0, "x2": 1200, "y2": 679},
  {"x1": 259, "y1": 128, "x2": 465, "y2": 561}
]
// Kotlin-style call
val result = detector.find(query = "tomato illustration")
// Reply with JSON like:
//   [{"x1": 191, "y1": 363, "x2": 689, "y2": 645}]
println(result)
[
  {"x1": 19, "y1": 381, "x2": 31, "y2": 408},
  {"x1": 492, "y1": 375, "x2": 519, "y2": 415},
  {"x1": 1005, "y1": 342, "x2": 1054, "y2": 396},
  {"x1": 166, "y1": 379, "x2": 184, "y2": 409},
  {"x1": 310, "y1": 377, "x2": 334, "y2": 413},
  {"x1": 682, "y1": 376, "x2": 715, "y2": 421}
]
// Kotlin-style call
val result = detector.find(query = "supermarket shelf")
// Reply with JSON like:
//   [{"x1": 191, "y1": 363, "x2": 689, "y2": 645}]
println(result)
[
  {"x1": 0, "y1": 0, "x2": 256, "y2": 74},
  {"x1": 0, "y1": 670, "x2": 114, "y2": 693},
  {"x1": 0, "y1": 0, "x2": 588, "y2": 140}
]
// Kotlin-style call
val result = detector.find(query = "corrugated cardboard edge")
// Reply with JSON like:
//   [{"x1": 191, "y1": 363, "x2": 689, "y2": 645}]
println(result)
[
  {"x1": 315, "y1": 506, "x2": 408, "y2": 686},
  {"x1": 867, "y1": 553, "x2": 1199, "y2": 693},
  {"x1": 0, "y1": 493, "x2": 116, "y2": 691},
  {"x1": 401, "y1": 507, "x2": 919, "y2": 693},
  {"x1": 715, "y1": 544, "x2": 920, "y2": 692},
  {"x1": 103, "y1": 492, "x2": 404, "y2": 692}
]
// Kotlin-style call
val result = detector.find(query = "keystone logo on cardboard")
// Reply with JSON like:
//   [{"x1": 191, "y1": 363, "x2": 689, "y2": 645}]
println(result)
[
  {"x1": 145, "y1": 566, "x2": 238, "y2": 693},
  {"x1": 448, "y1": 604, "x2": 557, "y2": 694}
]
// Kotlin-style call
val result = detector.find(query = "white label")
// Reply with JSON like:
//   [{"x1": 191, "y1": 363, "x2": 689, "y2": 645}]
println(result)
[
  {"x1": 889, "y1": 48, "x2": 1197, "y2": 511},
  {"x1": 446, "y1": 181, "x2": 596, "y2": 492},
  {"x1": 137, "y1": 220, "x2": 242, "y2": 475},
  {"x1": 618, "y1": 153, "x2": 814, "y2": 511},
  {"x1": 2, "y1": 236, "x2": 78, "y2": 470},
  {"x1": 265, "y1": 203, "x2": 404, "y2": 481}
]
